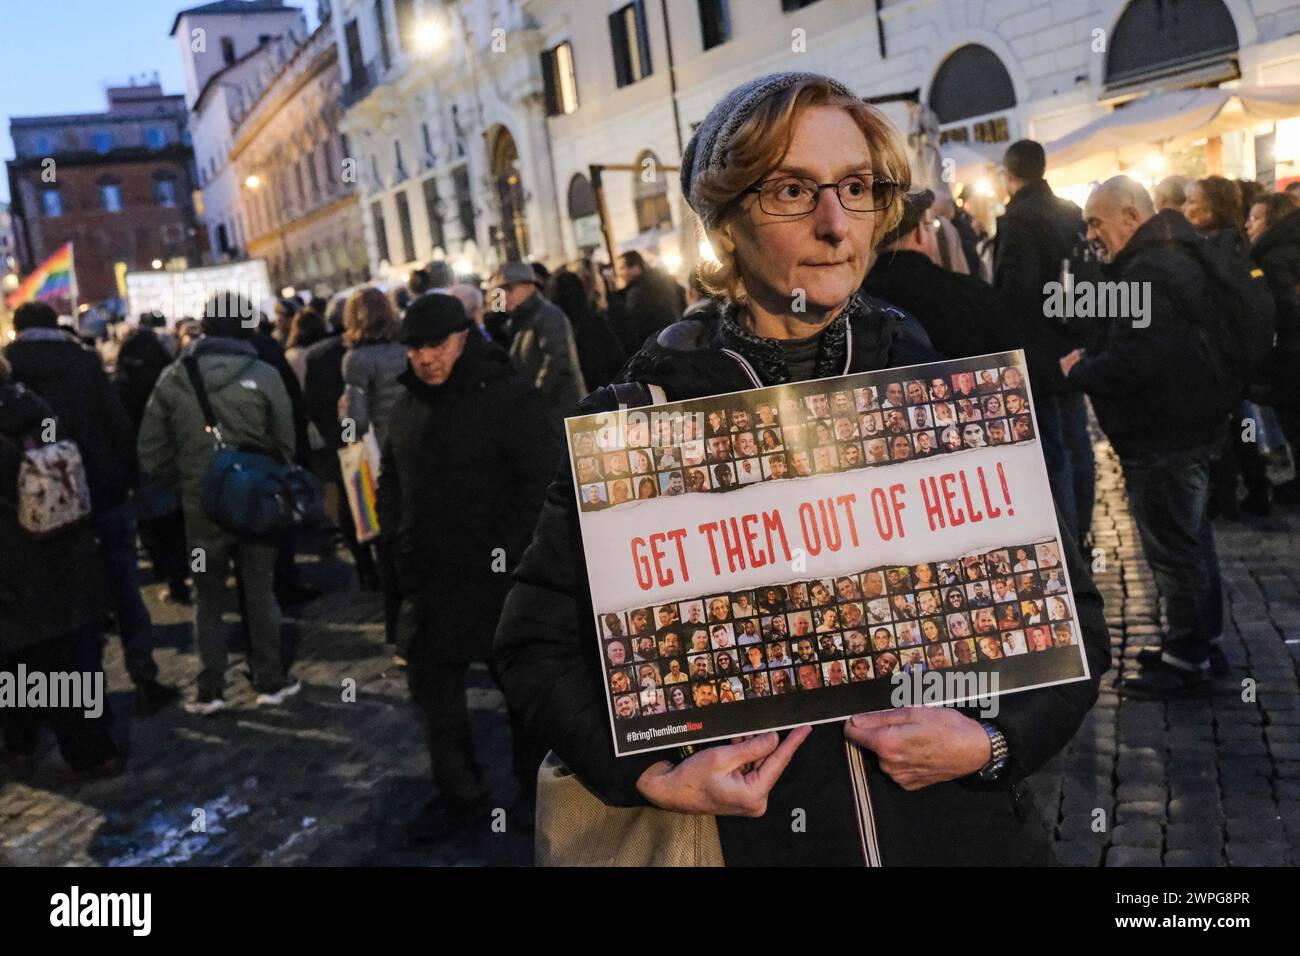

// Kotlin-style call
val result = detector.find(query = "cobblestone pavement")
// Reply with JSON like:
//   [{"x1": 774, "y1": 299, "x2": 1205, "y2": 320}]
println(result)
[
  {"x1": 0, "y1": 543, "x2": 530, "y2": 866},
  {"x1": 1026, "y1": 436, "x2": 1300, "y2": 867},
  {"x1": 2, "y1": 434, "x2": 1299, "y2": 866}
]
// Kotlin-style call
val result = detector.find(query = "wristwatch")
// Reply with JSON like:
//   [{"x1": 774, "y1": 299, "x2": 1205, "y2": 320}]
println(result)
[{"x1": 976, "y1": 722, "x2": 1009, "y2": 783}]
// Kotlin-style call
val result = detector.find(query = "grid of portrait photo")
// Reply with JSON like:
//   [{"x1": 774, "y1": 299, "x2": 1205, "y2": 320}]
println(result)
[
  {"x1": 602, "y1": 539, "x2": 1078, "y2": 721},
  {"x1": 573, "y1": 360, "x2": 1035, "y2": 511}
]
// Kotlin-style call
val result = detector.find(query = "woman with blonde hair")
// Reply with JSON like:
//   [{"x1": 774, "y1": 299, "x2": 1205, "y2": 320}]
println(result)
[
  {"x1": 496, "y1": 72, "x2": 1107, "y2": 866},
  {"x1": 341, "y1": 287, "x2": 405, "y2": 448},
  {"x1": 340, "y1": 286, "x2": 408, "y2": 654}
]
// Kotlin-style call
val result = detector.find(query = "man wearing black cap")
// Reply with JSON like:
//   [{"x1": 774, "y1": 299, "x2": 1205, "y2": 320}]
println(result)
[{"x1": 377, "y1": 293, "x2": 559, "y2": 841}]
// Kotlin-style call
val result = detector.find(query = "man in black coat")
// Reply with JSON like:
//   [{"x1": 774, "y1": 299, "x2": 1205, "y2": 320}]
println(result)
[
  {"x1": 610, "y1": 251, "x2": 687, "y2": 354},
  {"x1": 376, "y1": 293, "x2": 559, "y2": 841},
  {"x1": 863, "y1": 188, "x2": 1023, "y2": 359},
  {"x1": 1061, "y1": 176, "x2": 1233, "y2": 699},
  {"x1": 5, "y1": 302, "x2": 177, "y2": 714},
  {"x1": 993, "y1": 140, "x2": 1095, "y2": 540},
  {"x1": 115, "y1": 319, "x2": 190, "y2": 606}
]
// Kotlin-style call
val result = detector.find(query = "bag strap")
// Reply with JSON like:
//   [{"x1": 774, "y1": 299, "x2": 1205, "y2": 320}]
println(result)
[
  {"x1": 609, "y1": 381, "x2": 667, "y2": 407},
  {"x1": 182, "y1": 355, "x2": 226, "y2": 448}
]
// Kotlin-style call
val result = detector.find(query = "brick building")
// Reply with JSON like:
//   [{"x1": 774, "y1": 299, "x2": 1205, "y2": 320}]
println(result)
[{"x1": 6, "y1": 83, "x2": 202, "y2": 307}]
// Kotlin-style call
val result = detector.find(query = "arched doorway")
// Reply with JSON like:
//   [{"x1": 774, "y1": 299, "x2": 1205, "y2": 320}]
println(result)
[
  {"x1": 1105, "y1": 0, "x2": 1239, "y2": 90},
  {"x1": 929, "y1": 45, "x2": 1016, "y2": 144},
  {"x1": 489, "y1": 126, "x2": 529, "y2": 262}
]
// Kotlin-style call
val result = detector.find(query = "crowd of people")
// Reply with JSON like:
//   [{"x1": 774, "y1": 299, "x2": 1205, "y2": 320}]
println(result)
[{"x1": 1, "y1": 67, "x2": 1297, "y2": 863}]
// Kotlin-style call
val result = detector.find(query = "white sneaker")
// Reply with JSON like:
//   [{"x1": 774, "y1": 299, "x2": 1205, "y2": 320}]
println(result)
[
  {"x1": 255, "y1": 679, "x2": 303, "y2": 707},
  {"x1": 184, "y1": 696, "x2": 228, "y2": 716}
]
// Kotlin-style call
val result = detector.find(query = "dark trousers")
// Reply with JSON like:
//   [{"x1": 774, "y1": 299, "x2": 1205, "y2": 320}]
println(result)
[
  {"x1": 1037, "y1": 395, "x2": 1077, "y2": 539},
  {"x1": 94, "y1": 500, "x2": 158, "y2": 685},
  {"x1": 3, "y1": 631, "x2": 118, "y2": 771},
  {"x1": 373, "y1": 535, "x2": 402, "y2": 647},
  {"x1": 1059, "y1": 391, "x2": 1096, "y2": 539},
  {"x1": 1121, "y1": 441, "x2": 1224, "y2": 668},
  {"x1": 139, "y1": 508, "x2": 188, "y2": 588},
  {"x1": 406, "y1": 646, "x2": 487, "y2": 808},
  {"x1": 405, "y1": 636, "x2": 546, "y2": 807},
  {"x1": 1213, "y1": 403, "x2": 1270, "y2": 508}
]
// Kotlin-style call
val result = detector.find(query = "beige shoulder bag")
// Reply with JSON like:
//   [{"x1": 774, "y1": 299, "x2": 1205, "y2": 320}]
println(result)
[{"x1": 534, "y1": 751, "x2": 724, "y2": 867}]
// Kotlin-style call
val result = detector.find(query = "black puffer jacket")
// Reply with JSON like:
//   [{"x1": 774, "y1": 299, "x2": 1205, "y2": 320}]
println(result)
[
  {"x1": 1068, "y1": 210, "x2": 1233, "y2": 457},
  {"x1": 5, "y1": 330, "x2": 138, "y2": 514},
  {"x1": 377, "y1": 332, "x2": 559, "y2": 663},
  {"x1": 495, "y1": 299, "x2": 1110, "y2": 866}
]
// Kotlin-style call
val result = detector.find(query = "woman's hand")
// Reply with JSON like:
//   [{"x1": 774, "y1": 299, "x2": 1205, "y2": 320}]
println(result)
[
  {"x1": 635, "y1": 726, "x2": 812, "y2": 816},
  {"x1": 844, "y1": 708, "x2": 991, "y2": 791}
]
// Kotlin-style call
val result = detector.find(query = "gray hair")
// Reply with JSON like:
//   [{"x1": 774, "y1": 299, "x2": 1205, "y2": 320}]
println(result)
[
  {"x1": 448, "y1": 283, "x2": 485, "y2": 322},
  {"x1": 1153, "y1": 174, "x2": 1189, "y2": 210},
  {"x1": 1092, "y1": 175, "x2": 1155, "y2": 217}
]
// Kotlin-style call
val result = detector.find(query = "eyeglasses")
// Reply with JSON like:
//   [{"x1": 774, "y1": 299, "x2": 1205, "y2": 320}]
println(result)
[{"x1": 744, "y1": 173, "x2": 899, "y2": 217}]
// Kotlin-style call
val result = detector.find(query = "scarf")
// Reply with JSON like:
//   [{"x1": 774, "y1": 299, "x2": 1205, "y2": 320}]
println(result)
[{"x1": 717, "y1": 293, "x2": 862, "y2": 385}]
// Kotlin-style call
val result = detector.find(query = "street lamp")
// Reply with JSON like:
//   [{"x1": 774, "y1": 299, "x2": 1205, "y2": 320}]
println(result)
[
  {"x1": 245, "y1": 174, "x2": 262, "y2": 190},
  {"x1": 151, "y1": 259, "x2": 163, "y2": 270},
  {"x1": 415, "y1": 19, "x2": 446, "y2": 54}
]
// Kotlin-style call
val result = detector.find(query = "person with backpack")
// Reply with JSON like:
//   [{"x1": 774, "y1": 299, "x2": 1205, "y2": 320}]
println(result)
[
  {"x1": 1061, "y1": 175, "x2": 1273, "y2": 699},
  {"x1": 138, "y1": 294, "x2": 301, "y2": 715},
  {"x1": 0, "y1": 356, "x2": 121, "y2": 778},
  {"x1": 993, "y1": 140, "x2": 1096, "y2": 541},
  {"x1": 5, "y1": 302, "x2": 179, "y2": 716}
]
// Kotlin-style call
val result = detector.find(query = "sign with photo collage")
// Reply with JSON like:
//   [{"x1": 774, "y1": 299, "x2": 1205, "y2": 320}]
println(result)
[{"x1": 565, "y1": 349, "x2": 1092, "y2": 756}]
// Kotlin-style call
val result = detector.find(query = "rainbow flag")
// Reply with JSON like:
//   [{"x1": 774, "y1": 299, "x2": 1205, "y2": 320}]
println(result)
[{"x1": 6, "y1": 243, "x2": 75, "y2": 310}]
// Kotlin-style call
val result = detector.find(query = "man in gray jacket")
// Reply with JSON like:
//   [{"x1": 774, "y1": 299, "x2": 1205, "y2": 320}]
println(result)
[
  {"x1": 138, "y1": 295, "x2": 300, "y2": 715},
  {"x1": 490, "y1": 261, "x2": 586, "y2": 427}
]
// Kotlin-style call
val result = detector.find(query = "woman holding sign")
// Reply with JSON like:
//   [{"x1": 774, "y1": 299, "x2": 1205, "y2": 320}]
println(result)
[{"x1": 496, "y1": 72, "x2": 1109, "y2": 866}]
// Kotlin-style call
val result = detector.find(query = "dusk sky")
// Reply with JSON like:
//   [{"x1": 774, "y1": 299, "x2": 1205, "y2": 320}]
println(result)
[{"x1": 0, "y1": 0, "x2": 319, "y2": 204}]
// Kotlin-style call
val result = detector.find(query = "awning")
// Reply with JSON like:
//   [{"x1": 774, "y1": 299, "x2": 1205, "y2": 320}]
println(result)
[{"x1": 1045, "y1": 84, "x2": 1300, "y2": 184}]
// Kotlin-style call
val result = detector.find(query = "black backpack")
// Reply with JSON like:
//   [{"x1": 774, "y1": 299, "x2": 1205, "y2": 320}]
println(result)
[{"x1": 1179, "y1": 238, "x2": 1277, "y2": 396}]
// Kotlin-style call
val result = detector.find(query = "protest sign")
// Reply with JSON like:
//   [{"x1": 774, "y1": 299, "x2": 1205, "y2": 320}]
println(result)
[{"x1": 566, "y1": 350, "x2": 1091, "y2": 756}]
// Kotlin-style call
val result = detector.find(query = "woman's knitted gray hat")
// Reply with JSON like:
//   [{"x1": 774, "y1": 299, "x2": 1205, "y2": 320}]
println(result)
[{"x1": 680, "y1": 72, "x2": 858, "y2": 232}]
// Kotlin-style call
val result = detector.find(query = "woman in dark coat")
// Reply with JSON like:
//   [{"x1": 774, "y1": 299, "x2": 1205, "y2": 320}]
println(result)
[
  {"x1": 547, "y1": 269, "x2": 625, "y2": 390},
  {"x1": 0, "y1": 364, "x2": 119, "y2": 776},
  {"x1": 1249, "y1": 197, "x2": 1300, "y2": 502},
  {"x1": 494, "y1": 72, "x2": 1110, "y2": 866},
  {"x1": 1186, "y1": 176, "x2": 1268, "y2": 514},
  {"x1": 376, "y1": 294, "x2": 559, "y2": 840}
]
